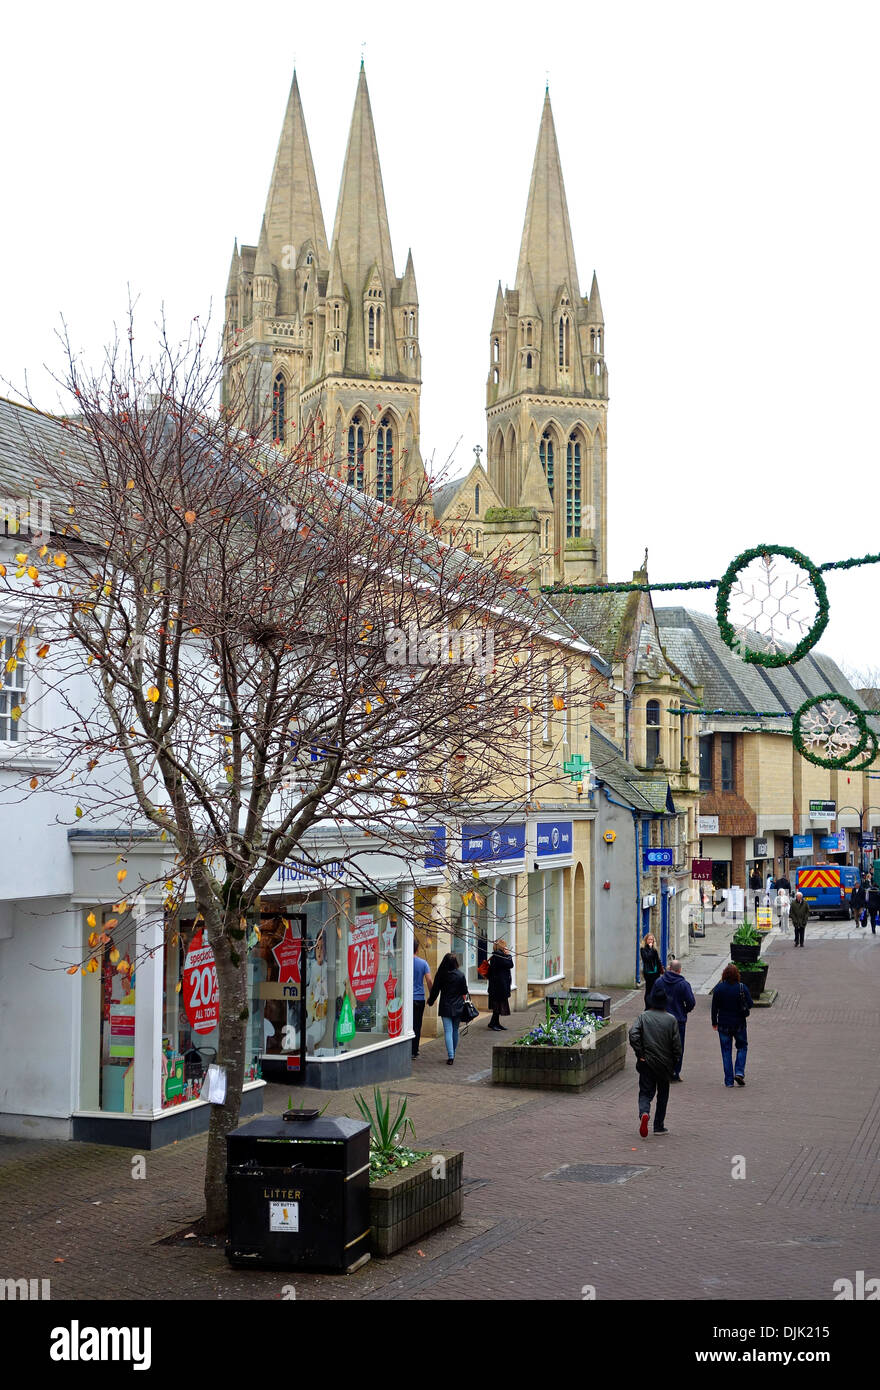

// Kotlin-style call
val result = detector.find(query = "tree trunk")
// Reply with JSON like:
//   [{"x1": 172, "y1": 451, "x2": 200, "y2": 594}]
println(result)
[{"x1": 203, "y1": 941, "x2": 249, "y2": 1233}]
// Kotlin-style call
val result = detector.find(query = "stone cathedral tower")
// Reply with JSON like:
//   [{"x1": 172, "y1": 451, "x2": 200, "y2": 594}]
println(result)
[
  {"x1": 485, "y1": 92, "x2": 608, "y2": 585},
  {"x1": 223, "y1": 66, "x2": 425, "y2": 503}
]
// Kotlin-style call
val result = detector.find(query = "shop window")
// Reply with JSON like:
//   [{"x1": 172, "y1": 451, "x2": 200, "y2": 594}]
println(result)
[
  {"x1": 249, "y1": 892, "x2": 404, "y2": 1058},
  {"x1": 452, "y1": 879, "x2": 514, "y2": 992},
  {"x1": 527, "y1": 869, "x2": 562, "y2": 982},
  {"x1": 162, "y1": 915, "x2": 223, "y2": 1108},
  {"x1": 0, "y1": 634, "x2": 26, "y2": 741},
  {"x1": 79, "y1": 908, "x2": 139, "y2": 1113}
]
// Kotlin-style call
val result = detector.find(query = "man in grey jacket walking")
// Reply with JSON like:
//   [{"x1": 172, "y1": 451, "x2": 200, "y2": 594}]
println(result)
[{"x1": 628, "y1": 984, "x2": 682, "y2": 1137}]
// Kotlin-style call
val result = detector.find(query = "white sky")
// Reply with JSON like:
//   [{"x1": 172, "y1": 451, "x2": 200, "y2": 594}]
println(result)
[{"x1": 2, "y1": 0, "x2": 878, "y2": 674}]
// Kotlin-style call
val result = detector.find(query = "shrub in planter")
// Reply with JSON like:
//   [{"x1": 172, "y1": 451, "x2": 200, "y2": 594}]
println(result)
[
  {"x1": 730, "y1": 921, "x2": 761, "y2": 964},
  {"x1": 353, "y1": 1089, "x2": 463, "y2": 1257}
]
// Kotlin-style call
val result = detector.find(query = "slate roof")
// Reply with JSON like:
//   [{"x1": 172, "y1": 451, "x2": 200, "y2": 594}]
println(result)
[
  {"x1": 655, "y1": 606, "x2": 880, "y2": 734},
  {"x1": 591, "y1": 725, "x2": 675, "y2": 815},
  {"x1": 0, "y1": 396, "x2": 90, "y2": 534}
]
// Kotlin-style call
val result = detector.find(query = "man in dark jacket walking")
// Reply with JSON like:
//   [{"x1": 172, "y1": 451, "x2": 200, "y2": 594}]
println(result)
[
  {"x1": 850, "y1": 880, "x2": 867, "y2": 925},
  {"x1": 867, "y1": 883, "x2": 880, "y2": 934},
  {"x1": 628, "y1": 984, "x2": 682, "y2": 1138},
  {"x1": 790, "y1": 890, "x2": 810, "y2": 947},
  {"x1": 657, "y1": 959, "x2": 695, "y2": 1081}
]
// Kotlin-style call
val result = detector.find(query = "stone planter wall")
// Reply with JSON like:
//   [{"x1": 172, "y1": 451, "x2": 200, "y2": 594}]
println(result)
[
  {"x1": 369, "y1": 1149, "x2": 463, "y2": 1258},
  {"x1": 492, "y1": 1019, "x2": 627, "y2": 1091}
]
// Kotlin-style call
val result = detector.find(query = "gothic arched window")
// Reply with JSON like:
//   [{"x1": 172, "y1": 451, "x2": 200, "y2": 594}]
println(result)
[
  {"x1": 347, "y1": 414, "x2": 365, "y2": 491},
  {"x1": 525, "y1": 353, "x2": 533, "y2": 369},
  {"x1": 566, "y1": 434, "x2": 581, "y2": 538},
  {"x1": 333, "y1": 304, "x2": 340, "y2": 328},
  {"x1": 272, "y1": 373, "x2": 286, "y2": 444},
  {"x1": 376, "y1": 415, "x2": 394, "y2": 500},
  {"x1": 474, "y1": 484, "x2": 481, "y2": 516},
  {"x1": 368, "y1": 306, "x2": 375, "y2": 350},
  {"x1": 539, "y1": 431, "x2": 555, "y2": 498},
  {"x1": 558, "y1": 316, "x2": 570, "y2": 368}
]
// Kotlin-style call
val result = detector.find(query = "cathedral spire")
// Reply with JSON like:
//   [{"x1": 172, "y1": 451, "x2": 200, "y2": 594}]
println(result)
[
  {"x1": 515, "y1": 91, "x2": 581, "y2": 313},
  {"x1": 262, "y1": 71, "x2": 329, "y2": 272},
  {"x1": 331, "y1": 66, "x2": 397, "y2": 300},
  {"x1": 587, "y1": 269, "x2": 604, "y2": 324}
]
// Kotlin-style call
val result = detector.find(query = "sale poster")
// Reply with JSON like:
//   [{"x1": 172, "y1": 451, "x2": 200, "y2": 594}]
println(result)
[
  {"x1": 182, "y1": 930, "x2": 220, "y2": 1034},
  {"x1": 272, "y1": 922, "x2": 302, "y2": 990},
  {"x1": 348, "y1": 912, "x2": 379, "y2": 1001}
]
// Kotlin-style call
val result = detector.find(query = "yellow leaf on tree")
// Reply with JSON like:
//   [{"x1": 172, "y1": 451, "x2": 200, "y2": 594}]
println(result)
[
  {"x1": 105, "y1": 918, "x2": 118, "y2": 930},
  {"x1": 110, "y1": 949, "x2": 120, "y2": 964},
  {"x1": 5, "y1": 655, "x2": 17, "y2": 673},
  {"x1": 37, "y1": 643, "x2": 49, "y2": 659},
  {"x1": 553, "y1": 696, "x2": 565, "y2": 711},
  {"x1": 88, "y1": 932, "x2": 98, "y2": 948},
  {"x1": 184, "y1": 510, "x2": 196, "y2": 524},
  {"x1": 66, "y1": 965, "x2": 79, "y2": 975},
  {"x1": 0, "y1": 565, "x2": 5, "y2": 578},
  {"x1": 117, "y1": 869, "x2": 127, "y2": 883},
  {"x1": 175, "y1": 980, "x2": 181, "y2": 992},
  {"x1": 14, "y1": 553, "x2": 27, "y2": 565},
  {"x1": 126, "y1": 479, "x2": 135, "y2": 490},
  {"x1": 75, "y1": 806, "x2": 83, "y2": 818},
  {"x1": 378, "y1": 902, "x2": 389, "y2": 914},
  {"x1": 87, "y1": 958, "x2": 99, "y2": 974},
  {"x1": 86, "y1": 911, "x2": 96, "y2": 928},
  {"x1": 146, "y1": 686, "x2": 160, "y2": 703},
  {"x1": 10, "y1": 706, "x2": 21, "y2": 722},
  {"x1": 29, "y1": 776, "x2": 38, "y2": 790},
  {"x1": 53, "y1": 553, "x2": 67, "y2": 567},
  {"x1": 16, "y1": 640, "x2": 26, "y2": 660},
  {"x1": 27, "y1": 566, "x2": 38, "y2": 581}
]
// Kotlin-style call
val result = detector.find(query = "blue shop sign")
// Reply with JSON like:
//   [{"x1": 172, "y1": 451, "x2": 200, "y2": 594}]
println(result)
[
  {"x1": 792, "y1": 834, "x2": 813, "y2": 856},
  {"x1": 536, "y1": 821, "x2": 573, "y2": 857},
  {"x1": 424, "y1": 826, "x2": 446, "y2": 869},
  {"x1": 462, "y1": 823, "x2": 526, "y2": 863},
  {"x1": 643, "y1": 847, "x2": 673, "y2": 869}
]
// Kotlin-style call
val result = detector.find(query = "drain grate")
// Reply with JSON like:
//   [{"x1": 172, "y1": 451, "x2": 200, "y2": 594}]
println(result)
[{"x1": 543, "y1": 1162, "x2": 650, "y2": 1185}]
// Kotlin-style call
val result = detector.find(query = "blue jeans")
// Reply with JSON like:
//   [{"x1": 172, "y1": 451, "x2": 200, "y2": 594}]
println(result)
[
  {"x1": 718, "y1": 1026, "x2": 747, "y2": 1085},
  {"x1": 442, "y1": 1015, "x2": 460, "y2": 1058}
]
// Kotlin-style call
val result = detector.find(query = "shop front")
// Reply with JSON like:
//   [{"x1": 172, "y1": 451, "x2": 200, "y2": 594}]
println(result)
[{"x1": 456, "y1": 822, "x2": 525, "y2": 997}]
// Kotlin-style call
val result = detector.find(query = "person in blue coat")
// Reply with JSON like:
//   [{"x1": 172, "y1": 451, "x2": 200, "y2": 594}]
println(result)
[
  {"x1": 657, "y1": 958, "x2": 695, "y2": 1081},
  {"x1": 711, "y1": 963, "x2": 753, "y2": 1087}
]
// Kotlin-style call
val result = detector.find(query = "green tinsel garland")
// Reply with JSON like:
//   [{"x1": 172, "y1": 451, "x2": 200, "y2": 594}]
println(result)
[
  {"x1": 715, "y1": 544, "x2": 829, "y2": 668},
  {"x1": 843, "y1": 729, "x2": 879, "y2": 773},
  {"x1": 791, "y1": 692, "x2": 869, "y2": 770}
]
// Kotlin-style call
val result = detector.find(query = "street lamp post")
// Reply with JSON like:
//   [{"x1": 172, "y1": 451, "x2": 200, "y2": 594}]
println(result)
[{"x1": 834, "y1": 805, "x2": 880, "y2": 877}]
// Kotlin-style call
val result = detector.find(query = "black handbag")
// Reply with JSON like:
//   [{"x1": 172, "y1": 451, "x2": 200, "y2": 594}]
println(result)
[{"x1": 462, "y1": 997, "x2": 480, "y2": 1024}]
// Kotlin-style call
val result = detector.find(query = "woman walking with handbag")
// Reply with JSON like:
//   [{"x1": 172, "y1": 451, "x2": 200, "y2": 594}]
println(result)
[
  {"x1": 486, "y1": 937, "x2": 514, "y2": 1031},
  {"x1": 427, "y1": 953, "x2": 469, "y2": 1065},
  {"x1": 711, "y1": 963, "x2": 754, "y2": 1087}
]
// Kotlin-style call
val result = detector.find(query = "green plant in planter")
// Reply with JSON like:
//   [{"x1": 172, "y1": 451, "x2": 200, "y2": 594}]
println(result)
[
  {"x1": 737, "y1": 962, "x2": 767, "y2": 974},
  {"x1": 353, "y1": 1088, "x2": 429, "y2": 1181},
  {"x1": 731, "y1": 922, "x2": 761, "y2": 946}
]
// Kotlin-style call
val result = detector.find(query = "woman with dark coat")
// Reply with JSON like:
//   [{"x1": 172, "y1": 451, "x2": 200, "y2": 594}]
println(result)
[
  {"x1": 486, "y1": 938, "x2": 514, "y2": 1032},
  {"x1": 640, "y1": 933, "x2": 663, "y2": 1007},
  {"x1": 711, "y1": 963, "x2": 753, "y2": 1087},
  {"x1": 427, "y1": 952, "x2": 468, "y2": 1064}
]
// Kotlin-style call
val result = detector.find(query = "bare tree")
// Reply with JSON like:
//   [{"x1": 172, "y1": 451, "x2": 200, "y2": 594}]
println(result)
[
  {"x1": 3, "y1": 317, "x2": 600, "y2": 1228},
  {"x1": 840, "y1": 664, "x2": 880, "y2": 712}
]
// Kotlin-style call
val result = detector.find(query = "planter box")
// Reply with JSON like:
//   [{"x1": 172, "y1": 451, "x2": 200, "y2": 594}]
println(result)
[
  {"x1": 492, "y1": 1019, "x2": 627, "y2": 1091},
  {"x1": 546, "y1": 989, "x2": 612, "y2": 1020},
  {"x1": 730, "y1": 943, "x2": 761, "y2": 964},
  {"x1": 739, "y1": 964, "x2": 768, "y2": 996},
  {"x1": 369, "y1": 1149, "x2": 463, "y2": 1258}
]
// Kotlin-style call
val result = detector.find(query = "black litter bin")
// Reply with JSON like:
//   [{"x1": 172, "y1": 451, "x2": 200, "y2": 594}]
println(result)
[{"x1": 226, "y1": 1111, "x2": 371, "y2": 1273}]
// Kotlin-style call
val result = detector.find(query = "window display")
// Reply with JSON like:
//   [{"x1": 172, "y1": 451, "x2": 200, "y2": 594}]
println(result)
[
  {"x1": 249, "y1": 890, "x2": 404, "y2": 1058},
  {"x1": 80, "y1": 908, "x2": 138, "y2": 1113},
  {"x1": 453, "y1": 879, "x2": 514, "y2": 990},
  {"x1": 527, "y1": 869, "x2": 562, "y2": 982},
  {"x1": 162, "y1": 917, "x2": 223, "y2": 1108}
]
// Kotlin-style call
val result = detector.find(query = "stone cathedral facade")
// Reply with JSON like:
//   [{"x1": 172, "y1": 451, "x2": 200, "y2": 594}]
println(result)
[{"x1": 222, "y1": 68, "x2": 606, "y2": 581}]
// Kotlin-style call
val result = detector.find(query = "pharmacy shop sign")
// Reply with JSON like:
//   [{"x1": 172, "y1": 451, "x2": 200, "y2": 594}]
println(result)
[{"x1": 182, "y1": 930, "x2": 220, "y2": 1034}]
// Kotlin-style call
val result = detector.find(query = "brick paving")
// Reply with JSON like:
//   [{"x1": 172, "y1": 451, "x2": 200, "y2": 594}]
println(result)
[{"x1": 1, "y1": 929, "x2": 879, "y2": 1301}]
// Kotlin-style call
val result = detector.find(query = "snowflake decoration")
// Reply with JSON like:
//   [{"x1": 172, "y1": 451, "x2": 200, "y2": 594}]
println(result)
[
  {"x1": 727, "y1": 554, "x2": 818, "y2": 655},
  {"x1": 716, "y1": 545, "x2": 829, "y2": 668},
  {"x1": 792, "y1": 691, "x2": 870, "y2": 769},
  {"x1": 799, "y1": 700, "x2": 861, "y2": 759}
]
